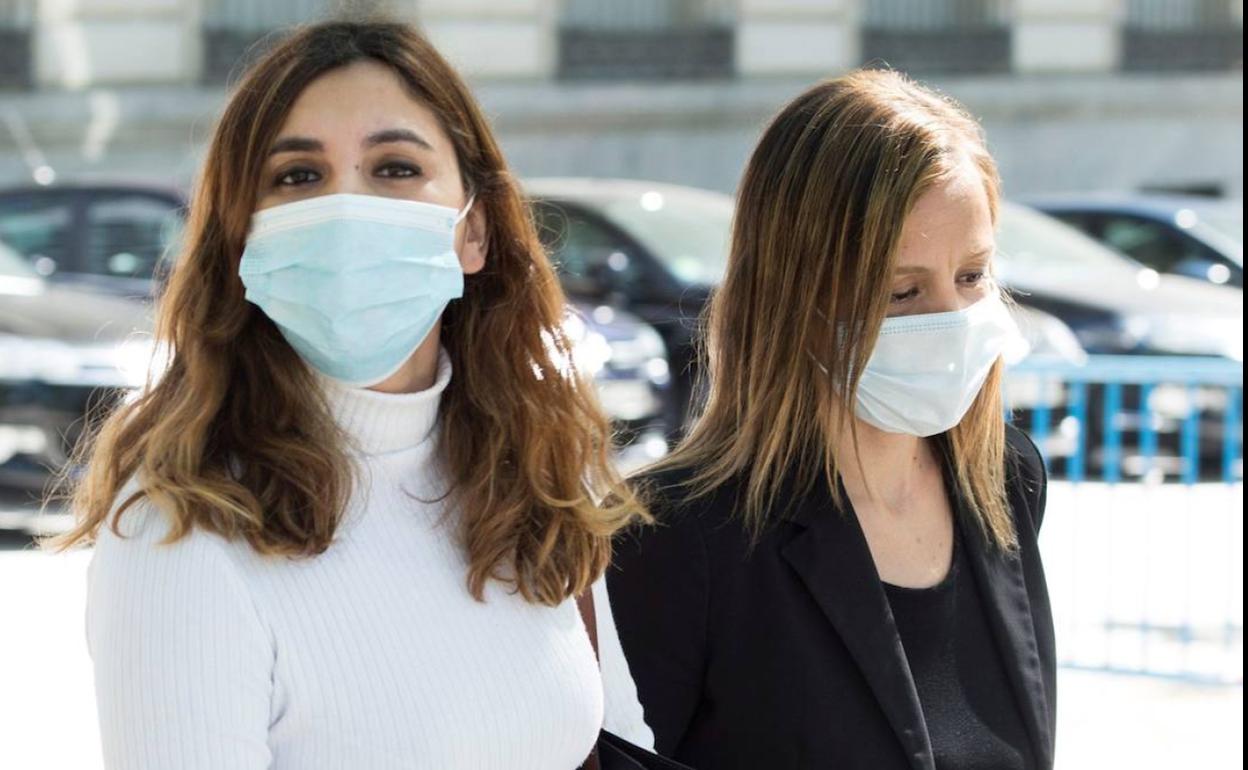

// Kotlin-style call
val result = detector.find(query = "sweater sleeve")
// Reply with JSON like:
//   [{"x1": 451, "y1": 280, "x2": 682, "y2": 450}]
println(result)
[
  {"x1": 593, "y1": 576, "x2": 656, "y2": 750},
  {"x1": 85, "y1": 498, "x2": 275, "y2": 770}
]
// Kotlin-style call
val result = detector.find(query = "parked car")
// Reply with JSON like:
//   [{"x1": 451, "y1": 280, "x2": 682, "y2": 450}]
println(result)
[
  {"x1": 0, "y1": 238, "x2": 153, "y2": 493},
  {"x1": 0, "y1": 182, "x2": 186, "y2": 298},
  {"x1": 1027, "y1": 194, "x2": 1243, "y2": 288},
  {"x1": 994, "y1": 201, "x2": 1242, "y2": 360},
  {"x1": 0, "y1": 182, "x2": 670, "y2": 505}
]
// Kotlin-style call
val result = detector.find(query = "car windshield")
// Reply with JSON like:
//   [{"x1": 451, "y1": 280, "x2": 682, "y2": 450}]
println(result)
[
  {"x1": 1193, "y1": 205, "x2": 1243, "y2": 264},
  {"x1": 590, "y1": 188, "x2": 733, "y2": 286},
  {"x1": 0, "y1": 239, "x2": 38, "y2": 279},
  {"x1": 1201, "y1": 212, "x2": 1243, "y2": 243},
  {"x1": 997, "y1": 203, "x2": 1139, "y2": 279}
]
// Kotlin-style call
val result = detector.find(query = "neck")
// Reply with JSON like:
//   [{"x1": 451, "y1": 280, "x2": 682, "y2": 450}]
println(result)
[
  {"x1": 368, "y1": 322, "x2": 443, "y2": 395},
  {"x1": 833, "y1": 417, "x2": 938, "y2": 515}
]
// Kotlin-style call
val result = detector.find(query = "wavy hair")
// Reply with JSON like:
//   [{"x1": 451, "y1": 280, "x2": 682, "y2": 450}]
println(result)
[
  {"x1": 650, "y1": 69, "x2": 1016, "y2": 550},
  {"x1": 43, "y1": 20, "x2": 648, "y2": 605}
]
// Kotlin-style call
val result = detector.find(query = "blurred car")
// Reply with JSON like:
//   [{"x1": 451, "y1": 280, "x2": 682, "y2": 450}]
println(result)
[
  {"x1": 994, "y1": 202, "x2": 1242, "y2": 360},
  {"x1": 527, "y1": 178, "x2": 1094, "y2": 429},
  {"x1": 0, "y1": 238, "x2": 153, "y2": 492},
  {"x1": 1026, "y1": 194, "x2": 1243, "y2": 289},
  {"x1": 0, "y1": 182, "x2": 669, "y2": 503},
  {"x1": 528, "y1": 178, "x2": 723, "y2": 433},
  {"x1": 0, "y1": 182, "x2": 186, "y2": 298}
]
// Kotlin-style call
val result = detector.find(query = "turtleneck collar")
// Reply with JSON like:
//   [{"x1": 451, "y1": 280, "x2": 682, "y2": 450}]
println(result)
[{"x1": 318, "y1": 348, "x2": 452, "y2": 456}]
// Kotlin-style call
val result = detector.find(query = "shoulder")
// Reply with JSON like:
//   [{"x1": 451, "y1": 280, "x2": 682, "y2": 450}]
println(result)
[
  {"x1": 1003, "y1": 423, "x2": 1048, "y2": 534},
  {"x1": 631, "y1": 464, "x2": 742, "y2": 525},
  {"x1": 89, "y1": 483, "x2": 261, "y2": 620}
]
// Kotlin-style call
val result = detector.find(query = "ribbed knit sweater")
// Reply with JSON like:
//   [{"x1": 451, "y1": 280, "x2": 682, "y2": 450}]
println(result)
[{"x1": 85, "y1": 350, "x2": 653, "y2": 768}]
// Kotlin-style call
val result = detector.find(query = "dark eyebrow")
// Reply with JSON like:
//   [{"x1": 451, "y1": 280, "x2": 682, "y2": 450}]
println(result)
[
  {"x1": 268, "y1": 136, "x2": 323, "y2": 156},
  {"x1": 894, "y1": 265, "x2": 929, "y2": 276},
  {"x1": 365, "y1": 128, "x2": 434, "y2": 151}
]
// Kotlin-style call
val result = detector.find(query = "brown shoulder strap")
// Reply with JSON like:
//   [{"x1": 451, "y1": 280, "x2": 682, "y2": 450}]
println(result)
[
  {"x1": 576, "y1": 588, "x2": 602, "y2": 770},
  {"x1": 577, "y1": 589, "x2": 601, "y2": 663}
]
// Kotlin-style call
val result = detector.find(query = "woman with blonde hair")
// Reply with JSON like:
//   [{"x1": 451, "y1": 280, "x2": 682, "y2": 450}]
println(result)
[
  {"x1": 47, "y1": 19, "x2": 653, "y2": 769},
  {"x1": 610, "y1": 70, "x2": 1055, "y2": 770}
]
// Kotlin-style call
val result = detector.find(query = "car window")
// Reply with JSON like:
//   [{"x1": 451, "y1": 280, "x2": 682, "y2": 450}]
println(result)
[
  {"x1": 1099, "y1": 215, "x2": 1203, "y2": 273},
  {"x1": 0, "y1": 195, "x2": 76, "y2": 276},
  {"x1": 535, "y1": 203, "x2": 643, "y2": 298},
  {"x1": 83, "y1": 194, "x2": 184, "y2": 281},
  {"x1": 997, "y1": 204, "x2": 1139, "y2": 281},
  {"x1": 592, "y1": 191, "x2": 731, "y2": 287}
]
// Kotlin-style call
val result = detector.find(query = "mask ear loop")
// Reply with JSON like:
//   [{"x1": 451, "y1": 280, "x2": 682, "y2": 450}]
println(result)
[{"x1": 454, "y1": 195, "x2": 476, "y2": 224}]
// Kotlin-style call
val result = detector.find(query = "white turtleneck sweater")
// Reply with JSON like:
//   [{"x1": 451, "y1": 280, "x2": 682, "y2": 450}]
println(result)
[{"x1": 85, "y1": 351, "x2": 654, "y2": 769}]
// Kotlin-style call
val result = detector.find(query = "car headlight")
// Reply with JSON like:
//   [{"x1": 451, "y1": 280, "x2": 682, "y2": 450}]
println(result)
[{"x1": 605, "y1": 324, "x2": 667, "y2": 372}]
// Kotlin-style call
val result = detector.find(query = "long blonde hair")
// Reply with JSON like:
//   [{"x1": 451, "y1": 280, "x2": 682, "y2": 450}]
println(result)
[
  {"x1": 43, "y1": 20, "x2": 649, "y2": 604},
  {"x1": 651, "y1": 69, "x2": 1016, "y2": 550}
]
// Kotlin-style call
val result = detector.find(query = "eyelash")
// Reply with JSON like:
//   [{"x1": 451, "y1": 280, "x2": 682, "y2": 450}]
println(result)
[
  {"x1": 271, "y1": 162, "x2": 423, "y2": 188},
  {"x1": 890, "y1": 271, "x2": 987, "y2": 304}
]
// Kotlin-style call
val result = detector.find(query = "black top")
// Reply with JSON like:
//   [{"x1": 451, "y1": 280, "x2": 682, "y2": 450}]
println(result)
[
  {"x1": 608, "y1": 424, "x2": 1056, "y2": 770},
  {"x1": 883, "y1": 517, "x2": 1034, "y2": 770}
]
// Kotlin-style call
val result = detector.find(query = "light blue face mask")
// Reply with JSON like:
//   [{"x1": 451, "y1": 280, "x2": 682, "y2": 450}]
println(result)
[{"x1": 238, "y1": 193, "x2": 473, "y2": 387}]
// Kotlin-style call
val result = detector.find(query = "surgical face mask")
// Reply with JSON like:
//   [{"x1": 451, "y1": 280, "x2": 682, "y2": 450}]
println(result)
[
  {"x1": 835, "y1": 293, "x2": 1026, "y2": 437},
  {"x1": 238, "y1": 193, "x2": 473, "y2": 387}
]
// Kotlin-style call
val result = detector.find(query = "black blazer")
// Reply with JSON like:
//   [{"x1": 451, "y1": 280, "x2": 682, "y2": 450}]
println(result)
[{"x1": 608, "y1": 425, "x2": 1055, "y2": 770}]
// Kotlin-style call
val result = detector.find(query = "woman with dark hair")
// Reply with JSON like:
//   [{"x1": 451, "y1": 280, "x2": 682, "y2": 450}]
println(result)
[
  {"x1": 49, "y1": 19, "x2": 652, "y2": 769},
  {"x1": 610, "y1": 70, "x2": 1056, "y2": 770}
]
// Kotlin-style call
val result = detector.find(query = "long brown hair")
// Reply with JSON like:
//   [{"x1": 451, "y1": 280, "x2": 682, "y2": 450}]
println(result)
[
  {"x1": 652, "y1": 69, "x2": 1016, "y2": 550},
  {"x1": 43, "y1": 20, "x2": 648, "y2": 605}
]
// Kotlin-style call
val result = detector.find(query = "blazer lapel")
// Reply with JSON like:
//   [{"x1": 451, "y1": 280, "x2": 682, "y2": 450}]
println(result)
[
  {"x1": 949, "y1": 475, "x2": 1054, "y2": 770},
  {"x1": 779, "y1": 476, "x2": 935, "y2": 770}
]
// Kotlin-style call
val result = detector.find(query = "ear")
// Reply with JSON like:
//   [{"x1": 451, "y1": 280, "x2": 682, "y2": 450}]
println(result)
[{"x1": 457, "y1": 205, "x2": 488, "y2": 275}]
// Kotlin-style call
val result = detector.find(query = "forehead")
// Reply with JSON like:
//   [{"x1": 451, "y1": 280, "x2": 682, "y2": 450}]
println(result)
[
  {"x1": 894, "y1": 159, "x2": 994, "y2": 264},
  {"x1": 276, "y1": 60, "x2": 448, "y2": 146}
]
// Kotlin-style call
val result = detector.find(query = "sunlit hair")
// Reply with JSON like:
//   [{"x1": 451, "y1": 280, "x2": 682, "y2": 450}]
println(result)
[
  {"x1": 649, "y1": 69, "x2": 1016, "y2": 550},
  {"x1": 43, "y1": 20, "x2": 648, "y2": 605}
]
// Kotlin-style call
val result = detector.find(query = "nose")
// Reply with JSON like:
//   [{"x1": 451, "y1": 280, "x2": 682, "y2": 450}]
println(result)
[
  {"x1": 924, "y1": 280, "x2": 967, "y2": 315},
  {"x1": 321, "y1": 150, "x2": 371, "y2": 196}
]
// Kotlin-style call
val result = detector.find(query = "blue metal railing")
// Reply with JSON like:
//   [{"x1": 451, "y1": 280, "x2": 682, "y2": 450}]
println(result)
[
  {"x1": 1007, "y1": 355, "x2": 1244, "y2": 485},
  {"x1": 1006, "y1": 355, "x2": 1243, "y2": 685}
]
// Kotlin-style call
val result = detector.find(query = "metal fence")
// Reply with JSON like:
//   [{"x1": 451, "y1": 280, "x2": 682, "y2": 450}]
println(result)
[
  {"x1": 861, "y1": 0, "x2": 1012, "y2": 74},
  {"x1": 557, "y1": 0, "x2": 736, "y2": 81},
  {"x1": 1008, "y1": 355, "x2": 1243, "y2": 684},
  {"x1": 1123, "y1": 0, "x2": 1244, "y2": 71},
  {"x1": 0, "y1": 0, "x2": 34, "y2": 89}
]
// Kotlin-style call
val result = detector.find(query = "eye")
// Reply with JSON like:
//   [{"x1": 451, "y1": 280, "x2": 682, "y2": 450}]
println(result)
[
  {"x1": 273, "y1": 167, "x2": 320, "y2": 187},
  {"x1": 890, "y1": 286, "x2": 919, "y2": 304},
  {"x1": 960, "y1": 270, "x2": 987, "y2": 285},
  {"x1": 375, "y1": 161, "x2": 421, "y2": 179}
]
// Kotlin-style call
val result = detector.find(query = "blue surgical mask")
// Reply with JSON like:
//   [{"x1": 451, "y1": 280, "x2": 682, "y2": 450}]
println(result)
[{"x1": 239, "y1": 193, "x2": 473, "y2": 387}]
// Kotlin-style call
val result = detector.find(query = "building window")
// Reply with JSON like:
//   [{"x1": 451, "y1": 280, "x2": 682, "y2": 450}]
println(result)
[
  {"x1": 1123, "y1": 0, "x2": 1243, "y2": 71},
  {"x1": 202, "y1": 0, "x2": 394, "y2": 83},
  {"x1": 861, "y1": 0, "x2": 1012, "y2": 75},
  {"x1": 0, "y1": 0, "x2": 34, "y2": 89},
  {"x1": 557, "y1": 0, "x2": 736, "y2": 81}
]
